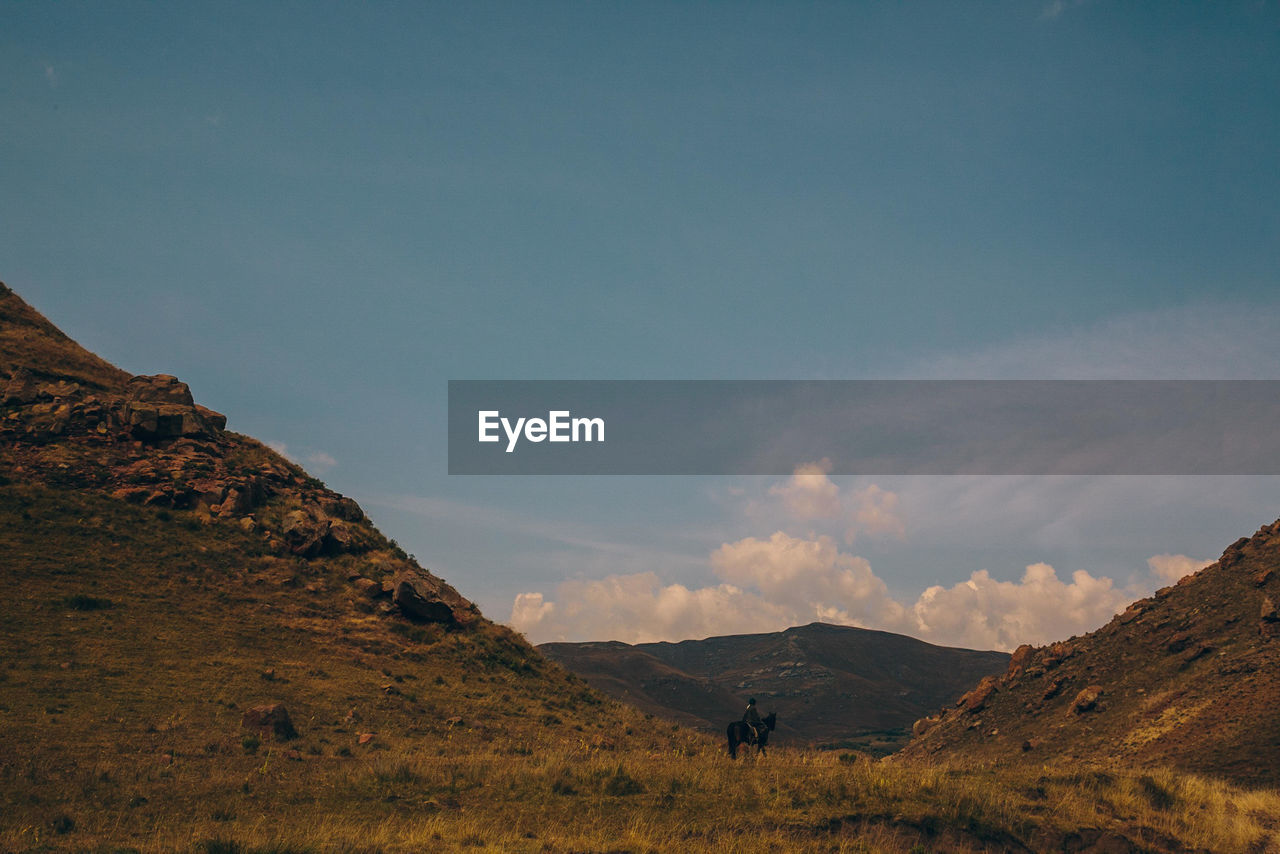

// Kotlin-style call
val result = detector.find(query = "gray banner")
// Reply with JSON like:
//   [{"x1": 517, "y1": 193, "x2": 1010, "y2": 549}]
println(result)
[{"x1": 447, "y1": 380, "x2": 1280, "y2": 475}]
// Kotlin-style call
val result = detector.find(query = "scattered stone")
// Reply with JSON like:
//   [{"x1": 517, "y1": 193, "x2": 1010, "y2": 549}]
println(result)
[
  {"x1": 358, "y1": 732, "x2": 375, "y2": 746},
  {"x1": 261, "y1": 668, "x2": 275, "y2": 681},
  {"x1": 1166, "y1": 631, "x2": 1192, "y2": 654},
  {"x1": 343, "y1": 708, "x2": 361, "y2": 725},
  {"x1": 1256, "y1": 568, "x2": 1274, "y2": 587},
  {"x1": 1021, "y1": 738, "x2": 1044, "y2": 752}
]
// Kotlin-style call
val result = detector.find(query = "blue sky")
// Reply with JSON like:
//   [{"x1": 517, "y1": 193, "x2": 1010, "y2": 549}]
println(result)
[{"x1": 5, "y1": 1, "x2": 1279, "y2": 648}]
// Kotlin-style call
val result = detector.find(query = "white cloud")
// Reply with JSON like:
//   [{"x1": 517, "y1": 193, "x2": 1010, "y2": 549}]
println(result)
[
  {"x1": 711, "y1": 532, "x2": 902, "y2": 627},
  {"x1": 762, "y1": 459, "x2": 906, "y2": 544},
  {"x1": 512, "y1": 531, "x2": 1197, "y2": 651},
  {"x1": 1146, "y1": 553, "x2": 1212, "y2": 584},
  {"x1": 510, "y1": 572, "x2": 792, "y2": 644},
  {"x1": 894, "y1": 563, "x2": 1133, "y2": 651},
  {"x1": 44, "y1": 64, "x2": 57, "y2": 88}
]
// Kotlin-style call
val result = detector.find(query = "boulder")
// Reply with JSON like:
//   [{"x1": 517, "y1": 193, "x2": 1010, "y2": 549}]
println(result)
[
  {"x1": 1069, "y1": 685, "x2": 1103, "y2": 715},
  {"x1": 392, "y1": 568, "x2": 476, "y2": 626},
  {"x1": 1006, "y1": 644, "x2": 1036, "y2": 678},
  {"x1": 241, "y1": 703, "x2": 298, "y2": 740},
  {"x1": 957, "y1": 676, "x2": 998, "y2": 713},
  {"x1": 321, "y1": 494, "x2": 365, "y2": 522},
  {"x1": 282, "y1": 507, "x2": 329, "y2": 557},
  {"x1": 393, "y1": 576, "x2": 456, "y2": 624},
  {"x1": 122, "y1": 374, "x2": 224, "y2": 441}
]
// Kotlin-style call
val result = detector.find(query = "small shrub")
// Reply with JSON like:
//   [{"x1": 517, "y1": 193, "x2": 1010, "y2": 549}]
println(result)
[{"x1": 241, "y1": 734, "x2": 260, "y2": 754}]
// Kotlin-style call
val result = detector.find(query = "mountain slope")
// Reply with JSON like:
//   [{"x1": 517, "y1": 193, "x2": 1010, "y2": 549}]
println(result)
[
  {"x1": 899, "y1": 518, "x2": 1280, "y2": 786},
  {"x1": 541, "y1": 622, "x2": 1010, "y2": 753}
]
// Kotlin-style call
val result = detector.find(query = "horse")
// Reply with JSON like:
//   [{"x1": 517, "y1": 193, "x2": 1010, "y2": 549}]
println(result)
[{"x1": 726, "y1": 711, "x2": 776, "y2": 759}]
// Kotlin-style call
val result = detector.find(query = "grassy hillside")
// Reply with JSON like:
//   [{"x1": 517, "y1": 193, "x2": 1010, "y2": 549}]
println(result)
[{"x1": 899, "y1": 518, "x2": 1280, "y2": 787}]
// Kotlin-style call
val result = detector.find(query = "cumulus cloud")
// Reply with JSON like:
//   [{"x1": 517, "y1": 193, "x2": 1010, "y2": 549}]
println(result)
[
  {"x1": 1146, "y1": 553, "x2": 1212, "y2": 584},
  {"x1": 511, "y1": 531, "x2": 1198, "y2": 651},
  {"x1": 893, "y1": 563, "x2": 1133, "y2": 651},
  {"x1": 711, "y1": 532, "x2": 902, "y2": 627},
  {"x1": 769, "y1": 459, "x2": 842, "y2": 519},
  {"x1": 510, "y1": 572, "x2": 792, "y2": 644}
]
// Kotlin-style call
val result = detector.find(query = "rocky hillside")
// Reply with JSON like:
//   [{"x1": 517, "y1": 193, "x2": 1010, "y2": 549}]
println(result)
[
  {"x1": 899, "y1": 518, "x2": 1280, "y2": 786},
  {"x1": 0, "y1": 282, "x2": 473, "y2": 627},
  {"x1": 541, "y1": 622, "x2": 1010, "y2": 754}
]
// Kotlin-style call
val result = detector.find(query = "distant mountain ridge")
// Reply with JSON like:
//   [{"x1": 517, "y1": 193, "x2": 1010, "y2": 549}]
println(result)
[
  {"x1": 899, "y1": 517, "x2": 1280, "y2": 786},
  {"x1": 541, "y1": 622, "x2": 1010, "y2": 753}
]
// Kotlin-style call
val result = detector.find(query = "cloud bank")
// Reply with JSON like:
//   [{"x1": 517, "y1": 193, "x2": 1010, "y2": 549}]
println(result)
[{"x1": 512, "y1": 544, "x2": 1211, "y2": 651}]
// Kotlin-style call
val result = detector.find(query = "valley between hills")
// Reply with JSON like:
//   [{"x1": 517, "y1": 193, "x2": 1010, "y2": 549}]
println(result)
[{"x1": 3, "y1": 281, "x2": 1279, "y2": 853}]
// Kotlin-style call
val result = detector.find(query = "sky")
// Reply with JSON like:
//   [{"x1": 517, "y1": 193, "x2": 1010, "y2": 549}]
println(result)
[{"x1": 4, "y1": 1, "x2": 1279, "y2": 651}]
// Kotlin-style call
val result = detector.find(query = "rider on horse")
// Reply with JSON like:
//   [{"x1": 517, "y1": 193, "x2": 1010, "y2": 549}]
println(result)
[{"x1": 742, "y1": 698, "x2": 764, "y2": 744}]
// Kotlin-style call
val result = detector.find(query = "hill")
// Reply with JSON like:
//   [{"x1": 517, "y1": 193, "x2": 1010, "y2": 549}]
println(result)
[
  {"x1": 899, "y1": 516, "x2": 1280, "y2": 787},
  {"x1": 541, "y1": 623, "x2": 1010, "y2": 754}
]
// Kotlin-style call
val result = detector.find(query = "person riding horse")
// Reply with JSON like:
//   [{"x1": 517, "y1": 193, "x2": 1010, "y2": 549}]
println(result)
[{"x1": 742, "y1": 698, "x2": 764, "y2": 744}]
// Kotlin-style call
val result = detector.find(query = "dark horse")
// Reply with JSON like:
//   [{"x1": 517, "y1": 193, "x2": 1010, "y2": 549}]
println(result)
[{"x1": 726, "y1": 712, "x2": 776, "y2": 758}]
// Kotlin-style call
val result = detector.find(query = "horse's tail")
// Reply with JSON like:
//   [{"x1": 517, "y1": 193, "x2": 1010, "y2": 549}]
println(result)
[{"x1": 726, "y1": 722, "x2": 739, "y2": 759}]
